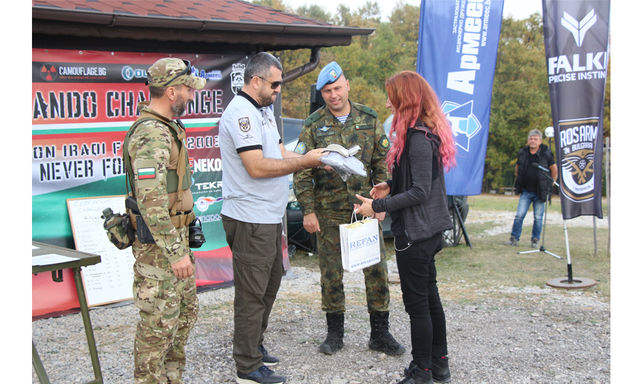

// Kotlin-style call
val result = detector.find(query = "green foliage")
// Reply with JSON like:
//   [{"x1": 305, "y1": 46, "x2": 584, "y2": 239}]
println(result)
[
  {"x1": 486, "y1": 15, "x2": 552, "y2": 191},
  {"x1": 271, "y1": 3, "x2": 610, "y2": 193},
  {"x1": 294, "y1": 4, "x2": 332, "y2": 22},
  {"x1": 276, "y1": 1, "x2": 419, "y2": 121},
  {"x1": 251, "y1": 0, "x2": 288, "y2": 11}
]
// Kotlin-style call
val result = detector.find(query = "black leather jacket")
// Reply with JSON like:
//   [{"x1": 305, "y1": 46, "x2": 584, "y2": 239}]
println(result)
[{"x1": 372, "y1": 127, "x2": 452, "y2": 243}]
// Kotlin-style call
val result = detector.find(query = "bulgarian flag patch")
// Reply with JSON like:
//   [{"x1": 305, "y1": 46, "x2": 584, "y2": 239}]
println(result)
[{"x1": 138, "y1": 167, "x2": 156, "y2": 180}]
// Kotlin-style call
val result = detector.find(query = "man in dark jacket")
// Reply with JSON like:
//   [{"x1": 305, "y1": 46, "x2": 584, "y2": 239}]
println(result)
[{"x1": 507, "y1": 129, "x2": 558, "y2": 248}]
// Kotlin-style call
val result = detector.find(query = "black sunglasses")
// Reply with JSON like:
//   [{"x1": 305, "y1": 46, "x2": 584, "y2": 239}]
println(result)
[
  {"x1": 254, "y1": 75, "x2": 283, "y2": 90},
  {"x1": 162, "y1": 59, "x2": 192, "y2": 86}
]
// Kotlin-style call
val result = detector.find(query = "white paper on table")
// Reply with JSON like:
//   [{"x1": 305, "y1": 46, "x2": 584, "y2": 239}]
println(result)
[{"x1": 32, "y1": 253, "x2": 79, "y2": 266}]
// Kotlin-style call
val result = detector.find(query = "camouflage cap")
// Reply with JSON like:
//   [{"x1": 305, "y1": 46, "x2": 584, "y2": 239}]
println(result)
[{"x1": 147, "y1": 58, "x2": 206, "y2": 89}]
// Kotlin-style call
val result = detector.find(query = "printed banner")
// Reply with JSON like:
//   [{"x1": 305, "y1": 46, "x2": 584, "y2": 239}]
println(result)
[
  {"x1": 32, "y1": 49, "x2": 250, "y2": 285},
  {"x1": 417, "y1": 0, "x2": 504, "y2": 195},
  {"x1": 542, "y1": 1, "x2": 609, "y2": 219}
]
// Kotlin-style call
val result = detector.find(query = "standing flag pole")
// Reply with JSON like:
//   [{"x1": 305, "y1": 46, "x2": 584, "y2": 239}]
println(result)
[{"x1": 542, "y1": 0, "x2": 609, "y2": 289}]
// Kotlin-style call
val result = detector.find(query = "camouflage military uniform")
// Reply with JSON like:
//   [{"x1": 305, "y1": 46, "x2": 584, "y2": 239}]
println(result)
[
  {"x1": 125, "y1": 105, "x2": 198, "y2": 384},
  {"x1": 293, "y1": 101, "x2": 391, "y2": 313}
]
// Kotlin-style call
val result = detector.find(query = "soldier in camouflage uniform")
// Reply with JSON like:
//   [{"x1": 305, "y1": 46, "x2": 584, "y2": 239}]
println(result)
[
  {"x1": 293, "y1": 62, "x2": 405, "y2": 356},
  {"x1": 123, "y1": 58, "x2": 205, "y2": 384}
]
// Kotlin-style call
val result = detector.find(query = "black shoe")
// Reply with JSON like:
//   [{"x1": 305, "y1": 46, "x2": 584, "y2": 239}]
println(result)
[
  {"x1": 368, "y1": 311, "x2": 406, "y2": 356},
  {"x1": 318, "y1": 312, "x2": 344, "y2": 355},
  {"x1": 531, "y1": 238, "x2": 539, "y2": 248},
  {"x1": 505, "y1": 235, "x2": 518, "y2": 246},
  {"x1": 396, "y1": 362, "x2": 433, "y2": 384},
  {"x1": 236, "y1": 365, "x2": 286, "y2": 384},
  {"x1": 259, "y1": 344, "x2": 279, "y2": 366},
  {"x1": 431, "y1": 356, "x2": 451, "y2": 383}
]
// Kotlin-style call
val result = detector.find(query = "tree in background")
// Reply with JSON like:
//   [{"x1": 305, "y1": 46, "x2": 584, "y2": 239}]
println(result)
[
  {"x1": 254, "y1": 0, "x2": 418, "y2": 122},
  {"x1": 487, "y1": 14, "x2": 551, "y2": 192},
  {"x1": 252, "y1": 1, "x2": 610, "y2": 193}
]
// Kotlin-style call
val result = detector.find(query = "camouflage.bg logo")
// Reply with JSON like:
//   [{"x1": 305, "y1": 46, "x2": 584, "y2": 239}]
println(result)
[{"x1": 40, "y1": 64, "x2": 58, "y2": 81}]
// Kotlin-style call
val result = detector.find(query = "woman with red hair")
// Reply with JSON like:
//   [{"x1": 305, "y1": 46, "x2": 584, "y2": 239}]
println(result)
[{"x1": 355, "y1": 71, "x2": 455, "y2": 384}]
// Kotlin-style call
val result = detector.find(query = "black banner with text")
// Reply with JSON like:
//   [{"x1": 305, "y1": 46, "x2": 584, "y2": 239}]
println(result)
[{"x1": 543, "y1": 0, "x2": 609, "y2": 219}]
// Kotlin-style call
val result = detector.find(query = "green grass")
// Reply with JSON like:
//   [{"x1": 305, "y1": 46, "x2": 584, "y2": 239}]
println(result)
[
  {"x1": 434, "y1": 224, "x2": 610, "y2": 302},
  {"x1": 466, "y1": 194, "x2": 609, "y2": 216},
  {"x1": 289, "y1": 194, "x2": 610, "y2": 302}
]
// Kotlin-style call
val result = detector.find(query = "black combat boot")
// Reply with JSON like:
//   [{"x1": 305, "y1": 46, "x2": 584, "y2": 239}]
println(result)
[
  {"x1": 368, "y1": 311, "x2": 406, "y2": 356},
  {"x1": 318, "y1": 312, "x2": 344, "y2": 355}
]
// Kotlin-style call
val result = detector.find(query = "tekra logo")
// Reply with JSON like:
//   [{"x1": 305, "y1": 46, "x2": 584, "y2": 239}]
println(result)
[
  {"x1": 441, "y1": 100, "x2": 481, "y2": 152},
  {"x1": 561, "y1": 9, "x2": 597, "y2": 47},
  {"x1": 40, "y1": 64, "x2": 58, "y2": 81}
]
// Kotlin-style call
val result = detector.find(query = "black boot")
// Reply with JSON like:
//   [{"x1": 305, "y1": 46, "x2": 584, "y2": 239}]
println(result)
[
  {"x1": 368, "y1": 311, "x2": 406, "y2": 356},
  {"x1": 318, "y1": 312, "x2": 344, "y2": 355},
  {"x1": 431, "y1": 356, "x2": 451, "y2": 383},
  {"x1": 396, "y1": 361, "x2": 434, "y2": 384}
]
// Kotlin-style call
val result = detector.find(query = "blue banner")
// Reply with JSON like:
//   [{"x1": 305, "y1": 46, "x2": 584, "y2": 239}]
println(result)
[{"x1": 417, "y1": 0, "x2": 504, "y2": 195}]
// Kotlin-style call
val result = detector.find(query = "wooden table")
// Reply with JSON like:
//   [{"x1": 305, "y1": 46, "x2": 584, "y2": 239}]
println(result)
[{"x1": 32, "y1": 241, "x2": 103, "y2": 384}]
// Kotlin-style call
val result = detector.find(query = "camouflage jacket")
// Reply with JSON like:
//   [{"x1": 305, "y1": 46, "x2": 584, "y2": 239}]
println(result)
[
  {"x1": 124, "y1": 105, "x2": 194, "y2": 272},
  {"x1": 293, "y1": 101, "x2": 390, "y2": 213}
]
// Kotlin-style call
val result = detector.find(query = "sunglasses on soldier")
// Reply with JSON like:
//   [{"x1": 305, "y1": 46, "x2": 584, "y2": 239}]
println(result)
[{"x1": 163, "y1": 59, "x2": 192, "y2": 86}]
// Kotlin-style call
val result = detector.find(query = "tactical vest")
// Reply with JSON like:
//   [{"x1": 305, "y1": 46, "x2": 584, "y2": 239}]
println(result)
[
  {"x1": 123, "y1": 112, "x2": 191, "y2": 196},
  {"x1": 123, "y1": 112, "x2": 194, "y2": 228}
]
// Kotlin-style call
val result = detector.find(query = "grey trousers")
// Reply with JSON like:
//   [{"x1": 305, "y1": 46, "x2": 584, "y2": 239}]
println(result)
[{"x1": 222, "y1": 215, "x2": 284, "y2": 374}]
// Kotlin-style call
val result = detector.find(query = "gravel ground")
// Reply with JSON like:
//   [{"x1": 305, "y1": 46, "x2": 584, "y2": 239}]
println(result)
[{"x1": 32, "y1": 212, "x2": 610, "y2": 384}]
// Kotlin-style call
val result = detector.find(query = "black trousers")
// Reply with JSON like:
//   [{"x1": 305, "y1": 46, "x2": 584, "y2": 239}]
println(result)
[{"x1": 395, "y1": 232, "x2": 448, "y2": 369}]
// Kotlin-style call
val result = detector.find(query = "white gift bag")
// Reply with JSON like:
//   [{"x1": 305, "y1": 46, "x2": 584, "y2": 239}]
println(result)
[{"x1": 339, "y1": 212, "x2": 381, "y2": 272}]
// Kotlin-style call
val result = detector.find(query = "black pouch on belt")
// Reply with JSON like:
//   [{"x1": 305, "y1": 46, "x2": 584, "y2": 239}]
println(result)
[{"x1": 125, "y1": 196, "x2": 156, "y2": 244}]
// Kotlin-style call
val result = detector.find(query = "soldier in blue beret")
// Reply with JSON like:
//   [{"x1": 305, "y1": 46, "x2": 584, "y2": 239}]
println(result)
[{"x1": 293, "y1": 62, "x2": 404, "y2": 356}]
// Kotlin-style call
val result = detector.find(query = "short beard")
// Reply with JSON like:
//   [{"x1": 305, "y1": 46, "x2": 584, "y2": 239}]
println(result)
[
  {"x1": 171, "y1": 97, "x2": 187, "y2": 117},
  {"x1": 258, "y1": 94, "x2": 275, "y2": 107}
]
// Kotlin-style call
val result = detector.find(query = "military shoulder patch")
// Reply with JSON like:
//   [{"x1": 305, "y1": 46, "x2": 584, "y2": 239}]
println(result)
[
  {"x1": 353, "y1": 103, "x2": 378, "y2": 118},
  {"x1": 379, "y1": 135, "x2": 390, "y2": 150},
  {"x1": 294, "y1": 141, "x2": 307, "y2": 155},
  {"x1": 138, "y1": 167, "x2": 156, "y2": 180},
  {"x1": 238, "y1": 117, "x2": 251, "y2": 132},
  {"x1": 304, "y1": 109, "x2": 324, "y2": 125}
]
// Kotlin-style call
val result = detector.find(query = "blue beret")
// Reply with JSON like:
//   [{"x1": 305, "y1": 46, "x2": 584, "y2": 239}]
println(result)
[{"x1": 316, "y1": 61, "x2": 343, "y2": 90}]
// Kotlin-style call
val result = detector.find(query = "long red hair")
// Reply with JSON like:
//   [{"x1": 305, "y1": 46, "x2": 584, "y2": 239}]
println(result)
[{"x1": 385, "y1": 71, "x2": 456, "y2": 172}]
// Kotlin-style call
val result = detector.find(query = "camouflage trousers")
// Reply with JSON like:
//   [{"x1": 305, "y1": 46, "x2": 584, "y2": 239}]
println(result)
[
  {"x1": 316, "y1": 209, "x2": 389, "y2": 313},
  {"x1": 133, "y1": 262, "x2": 198, "y2": 384}
]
